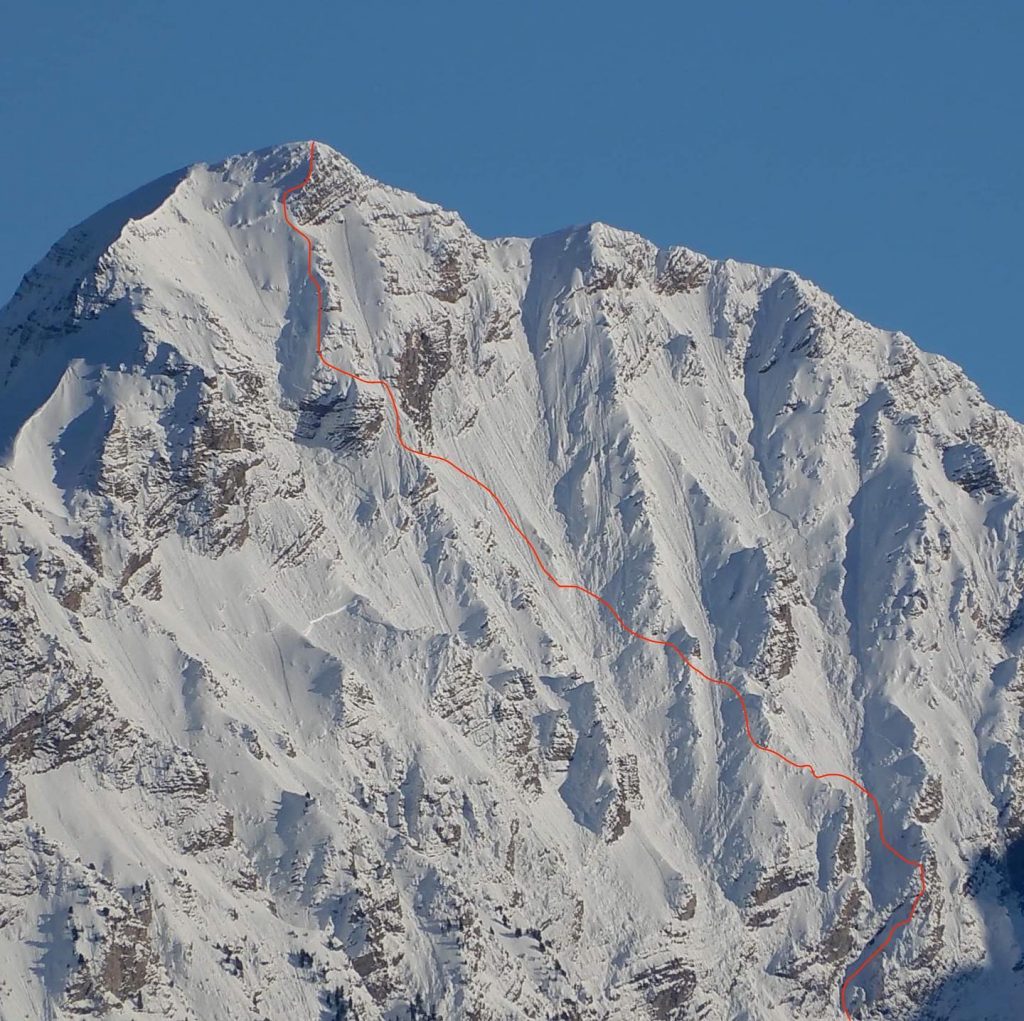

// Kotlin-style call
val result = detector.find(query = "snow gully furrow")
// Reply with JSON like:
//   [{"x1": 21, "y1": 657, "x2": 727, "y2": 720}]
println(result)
[{"x1": 281, "y1": 140, "x2": 926, "y2": 1020}]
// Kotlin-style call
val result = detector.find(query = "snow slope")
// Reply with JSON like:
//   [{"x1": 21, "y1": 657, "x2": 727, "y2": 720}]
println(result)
[{"x1": 1, "y1": 140, "x2": 1023, "y2": 1020}]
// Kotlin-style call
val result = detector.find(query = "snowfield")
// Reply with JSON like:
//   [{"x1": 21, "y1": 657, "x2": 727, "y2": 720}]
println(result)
[{"x1": 0, "y1": 141, "x2": 1022, "y2": 1020}]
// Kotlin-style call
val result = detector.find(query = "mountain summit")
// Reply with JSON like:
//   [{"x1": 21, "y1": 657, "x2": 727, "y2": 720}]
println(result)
[{"x1": 1, "y1": 141, "x2": 1022, "y2": 1020}]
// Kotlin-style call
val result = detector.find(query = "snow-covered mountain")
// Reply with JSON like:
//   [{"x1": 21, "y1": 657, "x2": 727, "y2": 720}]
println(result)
[{"x1": 1, "y1": 140, "x2": 1022, "y2": 1021}]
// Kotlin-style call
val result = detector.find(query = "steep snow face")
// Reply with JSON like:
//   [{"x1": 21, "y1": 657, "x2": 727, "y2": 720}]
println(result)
[{"x1": 1, "y1": 140, "x2": 1023, "y2": 1021}]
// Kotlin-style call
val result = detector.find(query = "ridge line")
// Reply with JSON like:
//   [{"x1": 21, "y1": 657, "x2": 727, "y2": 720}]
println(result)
[{"x1": 281, "y1": 140, "x2": 926, "y2": 1019}]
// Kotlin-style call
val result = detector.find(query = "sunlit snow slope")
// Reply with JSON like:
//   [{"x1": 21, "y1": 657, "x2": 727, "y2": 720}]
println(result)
[{"x1": 1, "y1": 141, "x2": 1023, "y2": 1021}]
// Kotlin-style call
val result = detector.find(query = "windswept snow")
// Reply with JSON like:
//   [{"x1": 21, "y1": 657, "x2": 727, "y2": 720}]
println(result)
[{"x1": 0, "y1": 141, "x2": 1022, "y2": 1020}]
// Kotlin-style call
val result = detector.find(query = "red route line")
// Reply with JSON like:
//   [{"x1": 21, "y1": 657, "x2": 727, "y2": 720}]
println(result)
[{"x1": 281, "y1": 140, "x2": 926, "y2": 1019}]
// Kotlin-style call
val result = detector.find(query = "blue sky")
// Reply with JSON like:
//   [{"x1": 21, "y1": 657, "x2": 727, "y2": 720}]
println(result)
[{"x1": 2, "y1": 1, "x2": 1021, "y2": 416}]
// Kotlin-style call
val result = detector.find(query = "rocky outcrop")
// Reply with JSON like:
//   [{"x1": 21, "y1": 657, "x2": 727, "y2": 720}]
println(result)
[{"x1": 0, "y1": 140, "x2": 1022, "y2": 1021}]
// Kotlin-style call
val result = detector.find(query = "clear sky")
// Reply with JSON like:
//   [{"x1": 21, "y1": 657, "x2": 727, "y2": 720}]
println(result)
[{"x1": 2, "y1": 1, "x2": 1021, "y2": 417}]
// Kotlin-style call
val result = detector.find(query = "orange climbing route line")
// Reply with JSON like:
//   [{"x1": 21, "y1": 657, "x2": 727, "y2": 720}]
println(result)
[{"x1": 281, "y1": 141, "x2": 926, "y2": 1019}]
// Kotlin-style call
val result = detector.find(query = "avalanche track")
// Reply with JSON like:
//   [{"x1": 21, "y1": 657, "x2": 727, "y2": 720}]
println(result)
[{"x1": 281, "y1": 140, "x2": 927, "y2": 1020}]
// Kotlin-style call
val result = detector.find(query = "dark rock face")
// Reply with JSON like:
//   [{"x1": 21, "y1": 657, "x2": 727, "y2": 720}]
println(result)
[
  {"x1": 295, "y1": 385, "x2": 384, "y2": 455},
  {"x1": 603, "y1": 792, "x2": 631, "y2": 844},
  {"x1": 915, "y1": 776, "x2": 944, "y2": 825},
  {"x1": 748, "y1": 866, "x2": 813, "y2": 908},
  {"x1": 835, "y1": 804, "x2": 857, "y2": 876},
  {"x1": 98, "y1": 896, "x2": 156, "y2": 1002},
  {"x1": 942, "y1": 442, "x2": 1003, "y2": 496},
  {"x1": 0, "y1": 770, "x2": 27, "y2": 823},
  {"x1": 631, "y1": 959, "x2": 699, "y2": 1019},
  {"x1": 655, "y1": 247, "x2": 710, "y2": 295},
  {"x1": 396, "y1": 328, "x2": 452, "y2": 437},
  {"x1": 429, "y1": 245, "x2": 473, "y2": 304},
  {"x1": 763, "y1": 603, "x2": 798, "y2": 681},
  {"x1": 182, "y1": 811, "x2": 234, "y2": 853},
  {"x1": 818, "y1": 886, "x2": 864, "y2": 965},
  {"x1": 287, "y1": 147, "x2": 368, "y2": 226}
]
